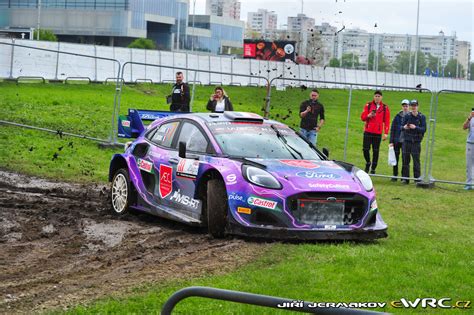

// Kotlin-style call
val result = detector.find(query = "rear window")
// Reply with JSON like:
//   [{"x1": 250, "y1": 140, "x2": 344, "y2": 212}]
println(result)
[{"x1": 207, "y1": 122, "x2": 322, "y2": 160}]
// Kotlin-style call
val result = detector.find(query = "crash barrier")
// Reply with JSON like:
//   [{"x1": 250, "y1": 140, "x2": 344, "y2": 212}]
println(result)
[
  {"x1": 113, "y1": 61, "x2": 270, "y2": 143},
  {"x1": 425, "y1": 90, "x2": 474, "y2": 187},
  {"x1": 1, "y1": 39, "x2": 473, "y2": 91},
  {"x1": 161, "y1": 286, "x2": 387, "y2": 315},
  {"x1": 65, "y1": 77, "x2": 92, "y2": 84},
  {"x1": 16, "y1": 76, "x2": 46, "y2": 83},
  {"x1": 0, "y1": 41, "x2": 122, "y2": 144}
]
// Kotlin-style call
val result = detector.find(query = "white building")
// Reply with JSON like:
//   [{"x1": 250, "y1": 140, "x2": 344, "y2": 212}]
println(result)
[
  {"x1": 206, "y1": 0, "x2": 241, "y2": 20},
  {"x1": 287, "y1": 14, "x2": 315, "y2": 32},
  {"x1": 247, "y1": 9, "x2": 277, "y2": 36}
]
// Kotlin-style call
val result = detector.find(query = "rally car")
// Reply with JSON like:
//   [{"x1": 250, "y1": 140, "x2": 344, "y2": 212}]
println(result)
[{"x1": 109, "y1": 109, "x2": 387, "y2": 240}]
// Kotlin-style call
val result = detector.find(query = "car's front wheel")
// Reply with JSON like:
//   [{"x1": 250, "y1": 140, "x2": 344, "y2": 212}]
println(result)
[
  {"x1": 207, "y1": 178, "x2": 228, "y2": 238},
  {"x1": 111, "y1": 168, "x2": 134, "y2": 215}
]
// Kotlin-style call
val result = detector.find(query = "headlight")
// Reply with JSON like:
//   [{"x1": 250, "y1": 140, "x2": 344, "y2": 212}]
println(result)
[
  {"x1": 354, "y1": 168, "x2": 374, "y2": 192},
  {"x1": 242, "y1": 165, "x2": 282, "y2": 189}
]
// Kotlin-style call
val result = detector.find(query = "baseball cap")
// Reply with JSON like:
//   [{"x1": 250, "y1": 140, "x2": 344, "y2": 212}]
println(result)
[
  {"x1": 401, "y1": 99, "x2": 410, "y2": 105},
  {"x1": 410, "y1": 99, "x2": 418, "y2": 105}
]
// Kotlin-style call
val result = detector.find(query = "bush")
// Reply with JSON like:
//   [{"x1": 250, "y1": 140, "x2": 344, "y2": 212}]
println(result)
[
  {"x1": 128, "y1": 38, "x2": 156, "y2": 50},
  {"x1": 33, "y1": 29, "x2": 57, "y2": 42}
]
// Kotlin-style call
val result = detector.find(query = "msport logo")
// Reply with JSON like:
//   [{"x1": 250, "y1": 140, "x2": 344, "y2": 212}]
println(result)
[
  {"x1": 297, "y1": 171, "x2": 341, "y2": 180},
  {"x1": 170, "y1": 189, "x2": 200, "y2": 209}
]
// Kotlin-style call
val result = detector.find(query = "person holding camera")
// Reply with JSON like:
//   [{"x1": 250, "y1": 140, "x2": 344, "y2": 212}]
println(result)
[
  {"x1": 206, "y1": 86, "x2": 233, "y2": 113},
  {"x1": 168, "y1": 71, "x2": 190, "y2": 112},
  {"x1": 462, "y1": 108, "x2": 474, "y2": 190},
  {"x1": 360, "y1": 90, "x2": 391, "y2": 174},
  {"x1": 400, "y1": 99, "x2": 426, "y2": 184},
  {"x1": 389, "y1": 99, "x2": 410, "y2": 181},
  {"x1": 299, "y1": 89, "x2": 325, "y2": 147}
]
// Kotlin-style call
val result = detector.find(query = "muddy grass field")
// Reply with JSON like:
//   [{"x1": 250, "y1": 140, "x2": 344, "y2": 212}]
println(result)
[{"x1": 0, "y1": 170, "x2": 265, "y2": 314}]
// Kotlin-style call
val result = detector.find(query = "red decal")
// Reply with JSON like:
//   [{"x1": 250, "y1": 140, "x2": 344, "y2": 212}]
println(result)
[
  {"x1": 279, "y1": 160, "x2": 320, "y2": 169},
  {"x1": 159, "y1": 164, "x2": 173, "y2": 198}
]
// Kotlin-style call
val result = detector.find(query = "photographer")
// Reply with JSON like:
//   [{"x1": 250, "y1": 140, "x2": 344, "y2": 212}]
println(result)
[
  {"x1": 400, "y1": 99, "x2": 426, "y2": 184},
  {"x1": 462, "y1": 108, "x2": 474, "y2": 190},
  {"x1": 206, "y1": 87, "x2": 233, "y2": 113},
  {"x1": 299, "y1": 89, "x2": 325, "y2": 147}
]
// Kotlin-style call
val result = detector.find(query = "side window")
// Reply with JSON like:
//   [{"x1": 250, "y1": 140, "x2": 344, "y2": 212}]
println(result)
[
  {"x1": 176, "y1": 122, "x2": 209, "y2": 153},
  {"x1": 150, "y1": 121, "x2": 180, "y2": 147}
]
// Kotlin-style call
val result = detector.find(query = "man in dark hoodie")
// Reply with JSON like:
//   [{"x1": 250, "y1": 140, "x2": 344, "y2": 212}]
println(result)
[
  {"x1": 389, "y1": 99, "x2": 410, "y2": 181},
  {"x1": 400, "y1": 99, "x2": 426, "y2": 184},
  {"x1": 169, "y1": 72, "x2": 190, "y2": 112}
]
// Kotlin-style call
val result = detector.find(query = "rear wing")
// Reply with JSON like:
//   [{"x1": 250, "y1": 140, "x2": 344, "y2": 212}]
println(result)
[{"x1": 118, "y1": 109, "x2": 175, "y2": 138}]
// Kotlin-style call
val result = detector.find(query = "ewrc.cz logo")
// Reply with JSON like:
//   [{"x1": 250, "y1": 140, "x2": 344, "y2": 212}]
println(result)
[{"x1": 391, "y1": 298, "x2": 471, "y2": 309}]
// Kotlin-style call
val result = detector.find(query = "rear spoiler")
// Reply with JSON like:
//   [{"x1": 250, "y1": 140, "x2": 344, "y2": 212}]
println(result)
[{"x1": 118, "y1": 109, "x2": 175, "y2": 138}]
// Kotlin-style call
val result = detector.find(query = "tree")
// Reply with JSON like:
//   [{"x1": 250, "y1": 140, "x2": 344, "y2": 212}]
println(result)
[
  {"x1": 329, "y1": 58, "x2": 340, "y2": 67},
  {"x1": 426, "y1": 53, "x2": 440, "y2": 75},
  {"x1": 368, "y1": 51, "x2": 391, "y2": 72},
  {"x1": 443, "y1": 58, "x2": 464, "y2": 78},
  {"x1": 341, "y1": 53, "x2": 360, "y2": 68},
  {"x1": 394, "y1": 50, "x2": 426, "y2": 75},
  {"x1": 128, "y1": 38, "x2": 156, "y2": 50},
  {"x1": 33, "y1": 29, "x2": 57, "y2": 42}
]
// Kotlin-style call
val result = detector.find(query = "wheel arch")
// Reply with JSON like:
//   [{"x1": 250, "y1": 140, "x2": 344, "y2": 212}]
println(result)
[{"x1": 109, "y1": 154, "x2": 129, "y2": 182}]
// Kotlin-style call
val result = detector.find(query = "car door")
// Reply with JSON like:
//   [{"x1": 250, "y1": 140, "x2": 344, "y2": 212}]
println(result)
[{"x1": 165, "y1": 120, "x2": 213, "y2": 220}]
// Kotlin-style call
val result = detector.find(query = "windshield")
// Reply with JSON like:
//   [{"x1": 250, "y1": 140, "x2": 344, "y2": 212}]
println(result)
[{"x1": 207, "y1": 122, "x2": 323, "y2": 160}]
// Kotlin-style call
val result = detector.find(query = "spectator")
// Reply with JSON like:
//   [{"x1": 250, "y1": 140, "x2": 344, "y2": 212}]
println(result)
[
  {"x1": 206, "y1": 87, "x2": 233, "y2": 112},
  {"x1": 462, "y1": 108, "x2": 474, "y2": 190},
  {"x1": 360, "y1": 90, "x2": 391, "y2": 174},
  {"x1": 400, "y1": 99, "x2": 426, "y2": 184},
  {"x1": 389, "y1": 99, "x2": 410, "y2": 181},
  {"x1": 299, "y1": 89, "x2": 325, "y2": 146},
  {"x1": 169, "y1": 71, "x2": 190, "y2": 112}
]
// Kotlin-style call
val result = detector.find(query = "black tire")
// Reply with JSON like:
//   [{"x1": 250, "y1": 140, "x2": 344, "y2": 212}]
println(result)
[
  {"x1": 110, "y1": 168, "x2": 134, "y2": 215},
  {"x1": 207, "y1": 178, "x2": 228, "y2": 238}
]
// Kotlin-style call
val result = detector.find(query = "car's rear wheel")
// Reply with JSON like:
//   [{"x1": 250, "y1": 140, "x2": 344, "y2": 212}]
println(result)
[
  {"x1": 111, "y1": 168, "x2": 134, "y2": 215},
  {"x1": 207, "y1": 178, "x2": 228, "y2": 238}
]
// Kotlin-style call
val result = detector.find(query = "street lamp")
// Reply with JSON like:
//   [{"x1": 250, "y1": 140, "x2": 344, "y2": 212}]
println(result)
[
  {"x1": 36, "y1": 0, "x2": 41, "y2": 40},
  {"x1": 413, "y1": 0, "x2": 420, "y2": 75}
]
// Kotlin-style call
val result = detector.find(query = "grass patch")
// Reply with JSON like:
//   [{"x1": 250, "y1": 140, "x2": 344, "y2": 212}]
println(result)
[{"x1": 1, "y1": 82, "x2": 473, "y2": 313}]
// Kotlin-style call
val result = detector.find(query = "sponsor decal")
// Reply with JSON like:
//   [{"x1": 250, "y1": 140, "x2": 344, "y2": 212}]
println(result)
[
  {"x1": 280, "y1": 160, "x2": 320, "y2": 169},
  {"x1": 324, "y1": 225, "x2": 337, "y2": 230},
  {"x1": 137, "y1": 158, "x2": 153, "y2": 173},
  {"x1": 170, "y1": 189, "x2": 200, "y2": 209},
  {"x1": 228, "y1": 193, "x2": 244, "y2": 201},
  {"x1": 176, "y1": 158, "x2": 200, "y2": 180},
  {"x1": 309, "y1": 183, "x2": 350, "y2": 190},
  {"x1": 121, "y1": 120, "x2": 131, "y2": 127},
  {"x1": 247, "y1": 196, "x2": 278, "y2": 210},
  {"x1": 226, "y1": 174, "x2": 237, "y2": 185},
  {"x1": 370, "y1": 200, "x2": 378, "y2": 211},
  {"x1": 318, "y1": 161, "x2": 341, "y2": 169},
  {"x1": 297, "y1": 171, "x2": 342, "y2": 180},
  {"x1": 237, "y1": 207, "x2": 252, "y2": 214},
  {"x1": 159, "y1": 164, "x2": 173, "y2": 198}
]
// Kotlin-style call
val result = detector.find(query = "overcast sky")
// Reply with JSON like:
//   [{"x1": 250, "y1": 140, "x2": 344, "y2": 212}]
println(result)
[{"x1": 193, "y1": 0, "x2": 473, "y2": 45}]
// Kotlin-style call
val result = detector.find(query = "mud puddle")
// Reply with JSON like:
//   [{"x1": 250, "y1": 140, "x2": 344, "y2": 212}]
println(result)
[{"x1": 0, "y1": 171, "x2": 266, "y2": 314}]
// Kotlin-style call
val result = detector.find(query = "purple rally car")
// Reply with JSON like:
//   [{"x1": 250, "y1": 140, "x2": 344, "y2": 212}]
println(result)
[{"x1": 109, "y1": 110, "x2": 387, "y2": 240}]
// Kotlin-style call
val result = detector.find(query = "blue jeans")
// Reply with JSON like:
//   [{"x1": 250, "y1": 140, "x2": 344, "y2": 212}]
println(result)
[{"x1": 300, "y1": 128, "x2": 318, "y2": 146}]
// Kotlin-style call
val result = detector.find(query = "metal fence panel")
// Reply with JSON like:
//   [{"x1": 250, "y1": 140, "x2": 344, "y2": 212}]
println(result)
[
  {"x1": 95, "y1": 45, "x2": 118, "y2": 82},
  {"x1": 11, "y1": 41, "x2": 57, "y2": 79},
  {"x1": 58, "y1": 42, "x2": 96, "y2": 80}
]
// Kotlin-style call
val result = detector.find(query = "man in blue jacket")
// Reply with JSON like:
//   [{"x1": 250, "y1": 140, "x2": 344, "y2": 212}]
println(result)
[
  {"x1": 400, "y1": 99, "x2": 427, "y2": 184},
  {"x1": 389, "y1": 99, "x2": 410, "y2": 181}
]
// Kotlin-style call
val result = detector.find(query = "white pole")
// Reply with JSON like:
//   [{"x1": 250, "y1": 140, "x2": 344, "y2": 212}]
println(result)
[
  {"x1": 192, "y1": 0, "x2": 196, "y2": 52},
  {"x1": 413, "y1": 0, "x2": 420, "y2": 75},
  {"x1": 36, "y1": 0, "x2": 41, "y2": 40}
]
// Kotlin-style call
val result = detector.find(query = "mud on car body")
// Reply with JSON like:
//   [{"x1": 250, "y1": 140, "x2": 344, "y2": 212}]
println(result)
[{"x1": 109, "y1": 109, "x2": 387, "y2": 240}]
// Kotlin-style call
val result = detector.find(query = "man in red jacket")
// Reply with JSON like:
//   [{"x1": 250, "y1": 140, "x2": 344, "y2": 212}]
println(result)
[{"x1": 360, "y1": 90, "x2": 391, "y2": 174}]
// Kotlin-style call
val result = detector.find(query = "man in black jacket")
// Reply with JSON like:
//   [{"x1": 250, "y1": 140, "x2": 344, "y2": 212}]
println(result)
[
  {"x1": 169, "y1": 72, "x2": 190, "y2": 112},
  {"x1": 299, "y1": 89, "x2": 325, "y2": 146},
  {"x1": 389, "y1": 99, "x2": 410, "y2": 181},
  {"x1": 400, "y1": 99, "x2": 426, "y2": 184}
]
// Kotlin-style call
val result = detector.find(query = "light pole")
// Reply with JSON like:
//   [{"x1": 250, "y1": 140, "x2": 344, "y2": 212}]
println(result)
[
  {"x1": 413, "y1": 0, "x2": 420, "y2": 75},
  {"x1": 191, "y1": 0, "x2": 196, "y2": 52},
  {"x1": 176, "y1": 1, "x2": 181, "y2": 50},
  {"x1": 36, "y1": 0, "x2": 41, "y2": 40}
]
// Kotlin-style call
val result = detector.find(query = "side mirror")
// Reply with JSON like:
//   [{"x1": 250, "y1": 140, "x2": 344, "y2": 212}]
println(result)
[
  {"x1": 322, "y1": 148, "x2": 329, "y2": 159},
  {"x1": 179, "y1": 141, "x2": 186, "y2": 159}
]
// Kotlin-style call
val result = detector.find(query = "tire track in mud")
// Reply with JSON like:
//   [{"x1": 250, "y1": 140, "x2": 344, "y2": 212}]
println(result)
[{"x1": 0, "y1": 171, "x2": 267, "y2": 314}]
